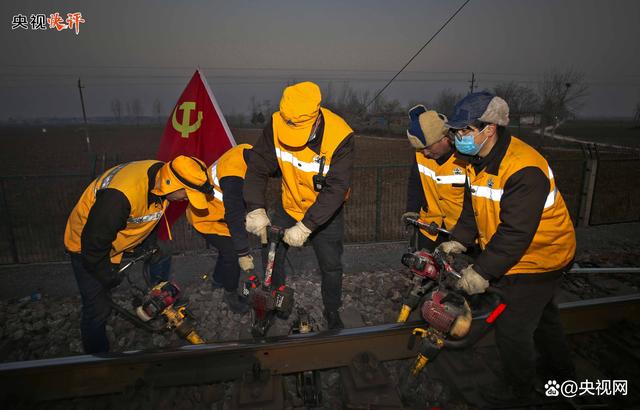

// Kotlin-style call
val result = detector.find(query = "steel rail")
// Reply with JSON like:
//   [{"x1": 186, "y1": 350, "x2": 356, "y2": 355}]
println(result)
[
  {"x1": 0, "y1": 294, "x2": 639, "y2": 402},
  {"x1": 567, "y1": 267, "x2": 640, "y2": 274}
]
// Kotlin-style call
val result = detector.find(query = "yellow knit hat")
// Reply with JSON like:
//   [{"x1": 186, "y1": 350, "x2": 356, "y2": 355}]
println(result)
[{"x1": 277, "y1": 81, "x2": 321, "y2": 147}]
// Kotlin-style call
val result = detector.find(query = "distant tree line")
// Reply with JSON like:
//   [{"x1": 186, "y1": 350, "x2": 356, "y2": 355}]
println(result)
[
  {"x1": 240, "y1": 68, "x2": 592, "y2": 132},
  {"x1": 109, "y1": 98, "x2": 164, "y2": 125},
  {"x1": 106, "y1": 69, "x2": 616, "y2": 130}
]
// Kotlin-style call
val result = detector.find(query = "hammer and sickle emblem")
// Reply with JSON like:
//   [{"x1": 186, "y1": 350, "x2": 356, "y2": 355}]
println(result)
[{"x1": 172, "y1": 101, "x2": 203, "y2": 138}]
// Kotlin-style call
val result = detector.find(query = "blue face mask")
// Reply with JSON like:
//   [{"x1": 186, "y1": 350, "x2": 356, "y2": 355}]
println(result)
[{"x1": 454, "y1": 127, "x2": 489, "y2": 156}]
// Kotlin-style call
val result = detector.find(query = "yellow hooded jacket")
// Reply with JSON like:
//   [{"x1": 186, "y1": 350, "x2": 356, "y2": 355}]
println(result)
[
  {"x1": 64, "y1": 160, "x2": 167, "y2": 264},
  {"x1": 467, "y1": 137, "x2": 576, "y2": 274},
  {"x1": 186, "y1": 144, "x2": 252, "y2": 236},
  {"x1": 415, "y1": 152, "x2": 467, "y2": 241},
  {"x1": 272, "y1": 107, "x2": 353, "y2": 221}
]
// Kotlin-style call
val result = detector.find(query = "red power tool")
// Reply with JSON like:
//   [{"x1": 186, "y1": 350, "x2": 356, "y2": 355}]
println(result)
[
  {"x1": 400, "y1": 247, "x2": 506, "y2": 377},
  {"x1": 396, "y1": 247, "x2": 464, "y2": 322},
  {"x1": 396, "y1": 216, "x2": 507, "y2": 380},
  {"x1": 242, "y1": 226, "x2": 295, "y2": 337}
]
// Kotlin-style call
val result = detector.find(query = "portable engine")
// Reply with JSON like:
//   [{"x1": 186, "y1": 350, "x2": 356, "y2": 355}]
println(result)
[
  {"x1": 400, "y1": 248, "x2": 505, "y2": 377},
  {"x1": 135, "y1": 281, "x2": 204, "y2": 345}
]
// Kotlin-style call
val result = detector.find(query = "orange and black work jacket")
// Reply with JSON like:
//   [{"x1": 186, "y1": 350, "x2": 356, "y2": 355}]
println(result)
[
  {"x1": 244, "y1": 109, "x2": 354, "y2": 230},
  {"x1": 406, "y1": 151, "x2": 466, "y2": 241},
  {"x1": 452, "y1": 130, "x2": 576, "y2": 279},
  {"x1": 186, "y1": 144, "x2": 252, "y2": 256},
  {"x1": 64, "y1": 160, "x2": 166, "y2": 277}
]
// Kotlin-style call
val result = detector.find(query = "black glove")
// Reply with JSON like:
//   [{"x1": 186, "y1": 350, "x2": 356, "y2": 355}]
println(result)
[
  {"x1": 93, "y1": 264, "x2": 122, "y2": 289},
  {"x1": 147, "y1": 239, "x2": 172, "y2": 264}
]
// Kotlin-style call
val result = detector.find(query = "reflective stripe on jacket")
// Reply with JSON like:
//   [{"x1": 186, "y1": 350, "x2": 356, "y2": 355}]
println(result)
[
  {"x1": 64, "y1": 160, "x2": 166, "y2": 264},
  {"x1": 272, "y1": 107, "x2": 353, "y2": 221},
  {"x1": 416, "y1": 152, "x2": 466, "y2": 240},
  {"x1": 467, "y1": 137, "x2": 575, "y2": 274},
  {"x1": 186, "y1": 144, "x2": 251, "y2": 236}
]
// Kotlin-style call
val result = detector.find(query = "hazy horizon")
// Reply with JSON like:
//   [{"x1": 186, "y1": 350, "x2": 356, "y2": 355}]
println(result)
[{"x1": 2, "y1": 0, "x2": 639, "y2": 121}]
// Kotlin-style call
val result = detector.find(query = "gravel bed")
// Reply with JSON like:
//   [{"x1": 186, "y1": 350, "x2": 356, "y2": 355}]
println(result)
[
  {"x1": 1, "y1": 245, "x2": 640, "y2": 409},
  {"x1": 0, "y1": 266, "x2": 412, "y2": 362}
]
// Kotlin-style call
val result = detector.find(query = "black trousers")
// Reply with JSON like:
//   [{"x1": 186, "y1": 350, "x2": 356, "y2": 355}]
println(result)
[
  {"x1": 493, "y1": 273, "x2": 575, "y2": 394},
  {"x1": 203, "y1": 233, "x2": 241, "y2": 292},
  {"x1": 70, "y1": 252, "x2": 112, "y2": 354},
  {"x1": 70, "y1": 237, "x2": 171, "y2": 353},
  {"x1": 269, "y1": 203, "x2": 345, "y2": 312}
]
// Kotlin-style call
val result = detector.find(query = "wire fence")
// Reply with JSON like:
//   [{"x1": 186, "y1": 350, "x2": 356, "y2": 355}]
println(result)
[
  {"x1": 0, "y1": 156, "x2": 638, "y2": 265},
  {"x1": 590, "y1": 158, "x2": 640, "y2": 225}
]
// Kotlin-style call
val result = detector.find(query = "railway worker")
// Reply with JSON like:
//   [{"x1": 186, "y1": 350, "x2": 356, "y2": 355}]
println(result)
[
  {"x1": 185, "y1": 144, "x2": 254, "y2": 314},
  {"x1": 243, "y1": 81, "x2": 354, "y2": 330},
  {"x1": 401, "y1": 105, "x2": 466, "y2": 251},
  {"x1": 64, "y1": 156, "x2": 214, "y2": 353},
  {"x1": 438, "y1": 91, "x2": 576, "y2": 405}
]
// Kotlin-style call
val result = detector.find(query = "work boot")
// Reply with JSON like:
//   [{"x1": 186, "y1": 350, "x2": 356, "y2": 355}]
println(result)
[
  {"x1": 324, "y1": 309, "x2": 344, "y2": 330},
  {"x1": 223, "y1": 290, "x2": 249, "y2": 314},
  {"x1": 211, "y1": 277, "x2": 224, "y2": 290}
]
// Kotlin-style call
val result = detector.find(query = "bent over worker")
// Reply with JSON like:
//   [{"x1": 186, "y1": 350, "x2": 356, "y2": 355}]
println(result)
[
  {"x1": 438, "y1": 92, "x2": 576, "y2": 405},
  {"x1": 402, "y1": 105, "x2": 466, "y2": 251},
  {"x1": 186, "y1": 144, "x2": 254, "y2": 314},
  {"x1": 243, "y1": 81, "x2": 354, "y2": 329},
  {"x1": 64, "y1": 156, "x2": 213, "y2": 353}
]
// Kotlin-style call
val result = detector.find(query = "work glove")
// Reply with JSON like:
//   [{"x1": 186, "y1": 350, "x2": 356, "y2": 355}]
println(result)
[
  {"x1": 283, "y1": 222, "x2": 312, "y2": 247},
  {"x1": 245, "y1": 208, "x2": 270, "y2": 244},
  {"x1": 93, "y1": 264, "x2": 122, "y2": 290},
  {"x1": 147, "y1": 240, "x2": 172, "y2": 264},
  {"x1": 141, "y1": 240, "x2": 172, "y2": 284},
  {"x1": 401, "y1": 211, "x2": 420, "y2": 225},
  {"x1": 238, "y1": 254, "x2": 255, "y2": 272},
  {"x1": 456, "y1": 265, "x2": 489, "y2": 295},
  {"x1": 437, "y1": 240, "x2": 467, "y2": 255}
]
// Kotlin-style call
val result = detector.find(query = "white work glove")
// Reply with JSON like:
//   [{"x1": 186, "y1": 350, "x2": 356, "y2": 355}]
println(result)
[
  {"x1": 245, "y1": 208, "x2": 270, "y2": 244},
  {"x1": 437, "y1": 240, "x2": 467, "y2": 254},
  {"x1": 238, "y1": 254, "x2": 254, "y2": 271},
  {"x1": 457, "y1": 265, "x2": 490, "y2": 295},
  {"x1": 401, "y1": 211, "x2": 419, "y2": 225},
  {"x1": 283, "y1": 222, "x2": 312, "y2": 247}
]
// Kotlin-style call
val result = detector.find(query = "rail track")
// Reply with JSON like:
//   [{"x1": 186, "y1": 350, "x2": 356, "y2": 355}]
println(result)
[{"x1": 0, "y1": 267, "x2": 639, "y2": 409}]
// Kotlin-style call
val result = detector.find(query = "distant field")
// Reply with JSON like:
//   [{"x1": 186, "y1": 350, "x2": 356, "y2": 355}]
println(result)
[
  {"x1": 1, "y1": 120, "x2": 638, "y2": 175},
  {"x1": 0, "y1": 124, "x2": 414, "y2": 175},
  {"x1": 556, "y1": 120, "x2": 640, "y2": 148}
]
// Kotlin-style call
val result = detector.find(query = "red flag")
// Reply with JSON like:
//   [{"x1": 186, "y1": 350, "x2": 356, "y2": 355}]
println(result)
[{"x1": 156, "y1": 69, "x2": 236, "y2": 240}]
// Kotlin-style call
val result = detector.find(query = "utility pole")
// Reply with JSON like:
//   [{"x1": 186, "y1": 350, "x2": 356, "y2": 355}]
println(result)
[
  {"x1": 77, "y1": 78, "x2": 92, "y2": 153},
  {"x1": 468, "y1": 72, "x2": 477, "y2": 94}
]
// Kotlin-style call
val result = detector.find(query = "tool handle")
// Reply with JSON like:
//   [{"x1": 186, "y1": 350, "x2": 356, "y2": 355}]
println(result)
[
  {"x1": 263, "y1": 226, "x2": 285, "y2": 288},
  {"x1": 432, "y1": 249, "x2": 461, "y2": 281},
  {"x1": 118, "y1": 248, "x2": 158, "y2": 274},
  {"x1": 397, "y1": 305, "x2": 411, "y2": 323},
  {"x1": 263, "y1": 242, "x2": 277, "y2": 288},
  {"x1": 405, "y1": 217, "x2": 451, "y2": 236}
]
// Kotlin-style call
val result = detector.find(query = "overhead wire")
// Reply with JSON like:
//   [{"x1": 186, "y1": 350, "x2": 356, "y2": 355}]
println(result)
[{"x1": 365, "y1": 0, "x2": 472, "y2": 108}]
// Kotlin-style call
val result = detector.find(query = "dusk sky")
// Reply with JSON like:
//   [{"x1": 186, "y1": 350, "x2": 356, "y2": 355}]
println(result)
[{"x1": 1, "y1": 0, "x2": 639, "y2": 121}]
